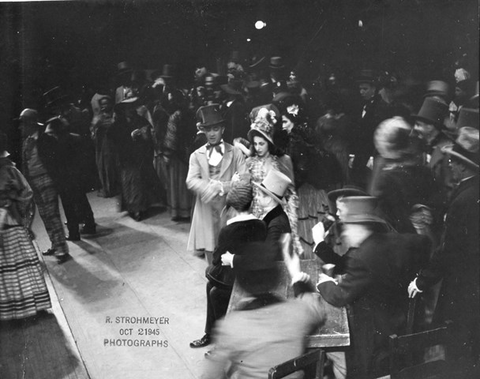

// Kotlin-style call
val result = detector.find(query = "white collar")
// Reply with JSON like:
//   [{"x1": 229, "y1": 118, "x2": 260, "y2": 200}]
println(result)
[{"x1": 226, "y1": 213, "x2": 258, "y2": 225}]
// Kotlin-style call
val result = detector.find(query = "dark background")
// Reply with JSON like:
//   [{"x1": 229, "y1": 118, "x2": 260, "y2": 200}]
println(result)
[{"x1": 1, "y1": 0, "x2": 478, "y2": 142}]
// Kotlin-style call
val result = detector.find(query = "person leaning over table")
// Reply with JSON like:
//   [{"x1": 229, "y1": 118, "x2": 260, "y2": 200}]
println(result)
[
  {"x1": 313, "y1": 196, "x2": 431, "y2": 379},
  {"x1": 202, "y1": 241, "x2": 328, "y2": 379},
  {"x1": 408, "y1": 127, "x2": 479, "y2": 376}
]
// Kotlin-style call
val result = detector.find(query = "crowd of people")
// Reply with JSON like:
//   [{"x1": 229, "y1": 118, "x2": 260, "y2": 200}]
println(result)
[{"x1": 1, "y1": 52, "x2": 479, "y2": 378}]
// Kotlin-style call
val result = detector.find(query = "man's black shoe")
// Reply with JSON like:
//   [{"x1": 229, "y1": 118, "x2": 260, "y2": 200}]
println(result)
[
  {"x1": 66, "y1": 234, "x2": 81, "y2": 241},
  {"x1": 56, "y1": 254, "x2": 71, "y2": 264},
  {"x1": 189, "y1": 334, "x2": 211, "y2": 348},
  {"x1": 80, "y1": 224, "x2": 97, "y2": 234},
  {"x1": 42, "y1": 248, "x2": 56, "y2": 256}
]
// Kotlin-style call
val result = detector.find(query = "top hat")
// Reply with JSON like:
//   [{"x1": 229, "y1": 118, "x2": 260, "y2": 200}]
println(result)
[
  {"x1": 356, "y1": 69, "x2": 377, "y2": 84},
  {"x1": 160, "y1": 64, "x2": 175, "y2": 79},
  {"x1": 456, "y1": 108, "x2": 479, "y2": 130},
  {"x1": 196, "y1": 104, "x2": 225, "y2": 129},
  {"x1": 117, "y1": 61, "x2": 133, "y2": 75},
  {"x1": 374, "y1": 117, "x2": 412, "y2": 160},
  {"x1": 269, "y1": 56, "x2": 285, "y2": 70},
  {"x1": 248, "y1": 107, "x2": 277, "y2": 145},
  {"x1": 229, "y1": 51, "x2": 241, "y2": 64},
  {"x1": 412, "y1": 97, "x2": 448, "y2": 128},
  {"x1": 442, "y1": 126, "x2": 479, "y2": 169},
  {"x1": 43, "y1": 86, "x2": 69, "y2": 108},
  {"x1": 253, "y1": 169, "x2": 291, "y2": 204},
  {"x1": 424, "y1": 80, "x2": 450, "y2": 100},
  {"x1": 340, "y1": 196, "x2": 389, "y2": 226},
  {"x1": 226, "y1": 180, "x2": 253, "y2": 211}
]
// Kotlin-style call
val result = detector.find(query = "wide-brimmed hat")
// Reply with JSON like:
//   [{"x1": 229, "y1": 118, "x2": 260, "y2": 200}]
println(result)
[
  {"x1": 412, "y1": 97, "x2": 448, "y2": 128},
  {"x1": 374, "y1": 117, "x2": 412, "y2": 160},
  {"x1": 117, "y1": 61, "x2": 133, "y2": 75},
  {"x1": 442, "y1": 126, "x2": 479, "y2": 169},
  {"x1": 43, "y1": 86, "x2": 69, "y2": 108},
  {"x1": 327, "y1": 185, "x2": 368, "y2": 206},
  {"x1": 195, "y1": 104, "x2": 225, "y2": 130},
  {"x1": 456, "y1": 108, "x2": 479, "y2": 130},
  {"x1": 226, "y1": 180, "x2": 253, "y2": 211},
  {"x1": 114, "y1": 96, "x2": 139, "y2": 111},
  {"x1": 424, "y1": 80, "x2": 450, "y2": 100},
  {"x1": 356, "y1": 69, "x2": 377, "y2": 84},
  {"x1": 249, "y1": 104, "x2": 280, "y2": 123},
  {"x1": 248, "y1": 107, "x2": 277, "y2": 145},
  {"x1": 340, "y1": 196, "x2": 389, "y2": 227},
  {"x1": 269, "y1": 56, "x2": 285, "y2": 70},
  {"x1": 253, "y1": 169, "x2": 291, "y2": 204},
  {"x1": 249, "y1": 56, "x2": 266, "y2": 69}
]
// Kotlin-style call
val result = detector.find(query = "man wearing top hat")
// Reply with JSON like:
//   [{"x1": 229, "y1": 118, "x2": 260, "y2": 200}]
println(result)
[
  {"x1": 409, "y1": 127, "x2": 479, "y2": 374},
  {"x1": 115, "y1": 61, "x2": 134, "y2": 104},
  {"x1": 350, "y1": 69, "x2": 390, "y2": 189},
  {"x1": 18, "y1": 108, "x2": 70, "y2": 263},
  {"x1": 186, "y1": 104, "x2": 248, "y2": 265},
  {"x1": 314, "y1": 196, "x2": 431, "y2": 378}
]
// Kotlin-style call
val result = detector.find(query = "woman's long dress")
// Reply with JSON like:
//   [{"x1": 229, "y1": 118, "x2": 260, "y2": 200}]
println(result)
[{"x1": 0, "y1": 157, "x2": 51, "y2": 320}]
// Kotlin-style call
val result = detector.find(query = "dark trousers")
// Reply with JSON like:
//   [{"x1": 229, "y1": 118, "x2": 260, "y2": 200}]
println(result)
[
  {"x1": 204, "y1": 281, "x2": 232, "y2": 335},
  {"x1": 59, "y1": 187, "x2": 95, "y2": 236}
]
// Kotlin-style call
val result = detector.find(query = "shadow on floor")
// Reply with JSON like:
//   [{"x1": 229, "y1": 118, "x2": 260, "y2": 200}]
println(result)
[{"x1": 0, "y1": 311, "x2": 89, "y2": 379}]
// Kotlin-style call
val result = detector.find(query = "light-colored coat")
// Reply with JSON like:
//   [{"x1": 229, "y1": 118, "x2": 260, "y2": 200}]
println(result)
[{"x1": 186, "y1": 143, "x2": 247, "y2": 252}]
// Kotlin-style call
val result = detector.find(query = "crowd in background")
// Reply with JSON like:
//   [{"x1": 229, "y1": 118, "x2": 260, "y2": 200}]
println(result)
[{"x1": 1, "y1": 51, "x2": 479, "y2": 378}]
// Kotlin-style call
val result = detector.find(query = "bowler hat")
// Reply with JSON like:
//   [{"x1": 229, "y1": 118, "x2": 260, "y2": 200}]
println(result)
[
  {"x1": 412, "y1": 97, "x2": 448, "y2": 128},
  {"x1": 253, "y1": 169, "x2": 291, "y2": 204},
  {"x1": 269, "y1": 56, "x2": 285, "y2": 70},
  {"x1": 456, "y1": 108, "x2": 479, "y2": 130},
  {"x1": 442, "y1": 126, "x2": 479, "y2": 169},
  {"x1": 196, "y1": 104, "x2": 225, "y2": 129},
  {"x1": 340, "y1": 196, "x2": 389, "y2": 227},
  {"x1": 117, "y1": 61, "x2": 133, "y2": 75},
  {"x1": 43, "y1": 86, "x2": 69, "y2": 108},
  {"x1": 356, "y1": 69, "x2": 377, "y2": 84}
]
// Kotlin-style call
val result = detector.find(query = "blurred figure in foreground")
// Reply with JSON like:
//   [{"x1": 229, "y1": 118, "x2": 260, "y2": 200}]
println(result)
[{"x1": 202, "y1": 241, "x2": 327, "y2": 379}]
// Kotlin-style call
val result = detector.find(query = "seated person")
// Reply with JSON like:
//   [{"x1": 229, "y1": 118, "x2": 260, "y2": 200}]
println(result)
[
  {"x1": 202, "y1": 242, "x2": 328, "y2": 379},
  {"x1": 222, "y1": 169, "x2": 300, "y2": 276},
  {"x1": 190, "y1": 180, "x2": 266, "y2": 351},
  {"x1": 314, "y1": 196, "x2": 431, "y2": 378}
]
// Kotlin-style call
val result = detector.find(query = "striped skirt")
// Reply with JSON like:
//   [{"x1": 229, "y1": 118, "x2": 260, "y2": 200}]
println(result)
[{"x1": 0, "y1": 226, "x2": 51, "y2": 320}]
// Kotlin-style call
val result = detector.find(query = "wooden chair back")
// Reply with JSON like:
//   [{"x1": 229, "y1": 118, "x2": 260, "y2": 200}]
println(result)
[
  {"x1": 389, "y1": 321, "x2": 452, "y2": 379},
  {"x1": 268, "y1": 349, "x2": 325, "y2": 379}
]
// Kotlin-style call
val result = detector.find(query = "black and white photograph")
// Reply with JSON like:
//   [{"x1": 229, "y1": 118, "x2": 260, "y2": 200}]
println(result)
[{"x1": 0, "y1": 0, "x2": 478, "y2": 378}]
